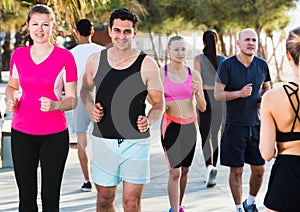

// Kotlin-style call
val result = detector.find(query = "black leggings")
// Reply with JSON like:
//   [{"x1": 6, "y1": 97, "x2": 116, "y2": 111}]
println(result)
[
  {"x1": 11, "y1": 128, "x2": 69, "y2": 212},
  {"x1": 199, "y1": 90, "x2": 222, "y2": 167}
]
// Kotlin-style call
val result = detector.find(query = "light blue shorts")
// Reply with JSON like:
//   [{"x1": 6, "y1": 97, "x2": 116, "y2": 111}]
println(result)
[
  {"x1": 90, "y1": 136, "x2": 150, "y2": 186},
  {"x1": 72, "y1": 98, "x2": 91, "y2": 133}
]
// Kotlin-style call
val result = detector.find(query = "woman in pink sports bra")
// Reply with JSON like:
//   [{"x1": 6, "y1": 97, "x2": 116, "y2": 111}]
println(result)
[{"x1": 161, "y1": 35, "x2": 206, "y2": 212}]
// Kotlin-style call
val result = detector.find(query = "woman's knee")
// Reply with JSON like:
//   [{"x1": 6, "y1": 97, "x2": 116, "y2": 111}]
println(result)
[{"x1": 169, "y1": 168, "x2": 181, "y2": 180}]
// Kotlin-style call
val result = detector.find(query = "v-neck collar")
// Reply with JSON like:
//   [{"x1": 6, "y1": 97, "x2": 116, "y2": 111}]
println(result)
[{"x1": 29, "y1": 45, "x2": 56, "y2": 66}]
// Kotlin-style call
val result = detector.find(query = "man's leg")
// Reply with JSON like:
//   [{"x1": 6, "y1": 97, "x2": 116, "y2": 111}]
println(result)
[
  {"x1": 249, "y1": 165, "x2": 265, "y2": 198},
  {"x1": 229, "y1": 167, "x2": 243, "y2": 205},
  {"x1": 122, "y1": 181, "x2": 144, "y2": 212},
  {"x1": 241, "y1": 165, "x2": 264, "y2": 211},
  {"x1": 95, "y1": 184, "x2": 118, "y2": 212},
  {"x1": 77, "y1": 132, "x2": 90, "y2": 182}
]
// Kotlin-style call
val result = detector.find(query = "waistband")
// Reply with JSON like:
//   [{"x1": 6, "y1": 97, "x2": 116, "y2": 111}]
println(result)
[
  {"x1": 164, "y1": 113, "x2": 197, "y2": 124},
  {"x1": 161, "y1": 114, "x2": 197, "y2": 139}
]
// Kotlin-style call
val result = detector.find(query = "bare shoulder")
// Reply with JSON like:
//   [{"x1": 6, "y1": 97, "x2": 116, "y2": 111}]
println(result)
[
  {"x1": 141, "y1": 55, "x2": 160, "y2": 80},
  {"x1": 140, "y1": 55, "x2": 161, "y2": 86},
  {"x1": 262, "y1": 86, "x2": 284, "y2": 104},
  {"x1": 193, "y1": 55, "x2": 201, "y2": 72},
  {"x1": 141, "y1": 55, "x2": 159, "y2": 71},
  {"x1": 265, "y1": 86, "x2": 283, "y2": 96},
  {"x1": 86, "y1": 51, "x2": 102, "y2": 76},
  {"x1": 87, "y1": 51, "x2": 101, "y2": 65},
  {"x1": 194, "y1": 54, "x2": 200, "y2": 62},
  {"x1": 191, "y1": 68, "x2": 201, "y2": 79}
]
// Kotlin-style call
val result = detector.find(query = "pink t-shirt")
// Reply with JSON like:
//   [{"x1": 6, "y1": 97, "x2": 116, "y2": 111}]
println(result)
[{"x1": 9, "y1": 45, "x2": 77, "y2": 135}]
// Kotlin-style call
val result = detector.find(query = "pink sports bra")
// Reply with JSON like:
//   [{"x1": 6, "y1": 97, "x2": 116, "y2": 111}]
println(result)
[{"x1": 163, "y1": 64, "x2": 194, "y2": 102}]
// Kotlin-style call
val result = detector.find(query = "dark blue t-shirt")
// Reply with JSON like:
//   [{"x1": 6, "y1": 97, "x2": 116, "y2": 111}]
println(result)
[{"x1": 216, "y1": 55, "x2": 271, "y2": 126}]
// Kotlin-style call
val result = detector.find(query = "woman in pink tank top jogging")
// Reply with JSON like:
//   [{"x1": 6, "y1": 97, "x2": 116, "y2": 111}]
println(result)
[{"x1": 160, "y1": 35, "x2": 206, "y2": 212}]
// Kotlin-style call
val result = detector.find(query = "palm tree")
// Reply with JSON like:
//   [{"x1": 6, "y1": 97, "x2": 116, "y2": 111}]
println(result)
[{"x1": 1, "y1": 0, "x2": 146, "y2": 32}]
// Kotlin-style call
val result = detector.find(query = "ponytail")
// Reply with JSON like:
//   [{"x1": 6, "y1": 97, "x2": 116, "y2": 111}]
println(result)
[{"x1": 286, "y1": 27, "x2": 300, "y2": 99}]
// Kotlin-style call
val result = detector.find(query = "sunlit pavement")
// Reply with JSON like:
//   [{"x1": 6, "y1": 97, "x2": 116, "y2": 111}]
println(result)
[{"x1": 0, "y1": 70, "x2": 273, "y2": 211}]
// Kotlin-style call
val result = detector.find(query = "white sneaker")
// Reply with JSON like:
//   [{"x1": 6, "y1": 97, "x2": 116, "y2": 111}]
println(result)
[{"x1": 205, "y1": 165, "x2": 217, "y2": 187}]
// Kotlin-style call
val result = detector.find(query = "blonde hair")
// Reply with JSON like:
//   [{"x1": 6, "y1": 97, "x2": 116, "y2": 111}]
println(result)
[
  {"x1": 286, "y1": 27, "x2": 300, "y2": 98},
  {"x1": 168, "y1": 35, "x2": 184, "y2": 48}
]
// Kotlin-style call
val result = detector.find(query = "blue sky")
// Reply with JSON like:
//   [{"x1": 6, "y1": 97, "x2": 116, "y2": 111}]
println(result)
[{"x1": 286, "y1": 2, "x2": 300, "y2": 32}]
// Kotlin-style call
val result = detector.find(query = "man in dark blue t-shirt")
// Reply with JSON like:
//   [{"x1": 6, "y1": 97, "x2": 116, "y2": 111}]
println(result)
[{"x1": 215, "y1": 28, "x2": 271, "y2": 212}]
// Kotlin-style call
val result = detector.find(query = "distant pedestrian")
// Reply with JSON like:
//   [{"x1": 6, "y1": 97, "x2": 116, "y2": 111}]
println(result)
[
  {"x1": 215, "y1": 28, "x2": 271, "y2": 212},
  {"x1": 71, "y1": 19, "x2": 104, "y2": 192},
  {"x1": 193, "y1": 30, "x2": 225, "y2": 187},
  {"x1": 1, "y1": 38, "x2": 11, "y2": 82},
  {"x1": 2, "y1": 40, "x2": 11, "y2": 71},
  {"x1": 5, "y1": 4, "x2": 77, "y2": 211},
  {"x1": 260, "y1": 26, "x2": 300, "y2": 212}
]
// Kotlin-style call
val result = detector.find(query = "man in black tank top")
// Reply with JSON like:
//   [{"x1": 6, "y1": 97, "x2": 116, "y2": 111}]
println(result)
[{"x1": 80, "y1": 8, "x2": 164, "y2": 212}]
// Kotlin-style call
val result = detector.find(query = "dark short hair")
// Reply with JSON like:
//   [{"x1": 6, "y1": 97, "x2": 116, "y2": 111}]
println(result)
[
  {"x1": 76, "y1": 19, "x2": 93, "y2": 36},
  {"x1": 109, "y1": 8, "x2": 138, "y2": 29}
]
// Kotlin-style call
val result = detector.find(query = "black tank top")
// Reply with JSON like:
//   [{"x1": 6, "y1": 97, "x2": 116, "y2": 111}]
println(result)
[
  {"x1": 276, "y1": 82, "x2": 300, "y2": 142},
  {"x1": 92, "y1": 49, "x2": 150, "y2": 139}
]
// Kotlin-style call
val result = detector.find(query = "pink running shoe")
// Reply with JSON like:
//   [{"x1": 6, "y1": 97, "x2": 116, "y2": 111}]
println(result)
[{"x1": 168, "y1": 206, "x2": 185, "y2": 212}]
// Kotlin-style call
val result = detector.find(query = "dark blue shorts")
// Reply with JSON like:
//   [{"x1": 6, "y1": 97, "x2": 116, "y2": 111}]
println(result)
[{"x1": 220, "y1": 124, "x2": 265, "y2": 167}]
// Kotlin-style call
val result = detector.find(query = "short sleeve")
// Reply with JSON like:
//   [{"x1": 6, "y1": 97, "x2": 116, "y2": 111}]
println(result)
[
  {"x1": 216, "y1": 60, "x2": 229, "y2": 85},
  {"x1": 9, "y1": 48, "x2": 20, "y2": 79},
  {"x1": 264, "y1": 62, "x2": 271, "y2": 82},
  {"x1": 64, "y1": 50, "x2": 78, "y2": 83}
]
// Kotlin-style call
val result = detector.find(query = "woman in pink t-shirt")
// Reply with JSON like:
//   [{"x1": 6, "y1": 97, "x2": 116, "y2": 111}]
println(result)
[{"x1": 5, "y1": 4, "x2": 77, "y2": 211}]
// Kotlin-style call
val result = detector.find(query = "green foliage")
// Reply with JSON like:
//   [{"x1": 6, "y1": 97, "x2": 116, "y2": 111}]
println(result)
[
  {"x1": 0, "y1": 0, "x2": 298, "y2": 55},
  {"x1": 0, "y1": 0, "x2": 147, "y2": 33},
  {"x1": 230, "y1": 0, "x2": 296, "y2": 30},
  {"x1": 1, "y1": 0, "x2": 297, "y2": 34}
]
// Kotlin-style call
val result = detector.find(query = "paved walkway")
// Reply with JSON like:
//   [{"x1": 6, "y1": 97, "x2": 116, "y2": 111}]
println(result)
[
  {"x1": 0, "y1": 122, "x2": 274, "y2": 212},
  {"x1": 0, "y1": 71, "x2": 274, "y2": 211}
]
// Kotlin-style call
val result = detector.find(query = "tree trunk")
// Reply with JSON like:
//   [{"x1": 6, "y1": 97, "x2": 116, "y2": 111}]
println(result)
[
  {"x1": 164, "y1": 33, "x2": 171, "y2": 66},
  {"x1": 219, "y1": 33, "x2": 227, "y2": 57},
  {"x1": 215, "y1": 25, "x2": 227, "y2": 57},
  {"x1": 271, "y1": 36, "x2": 282, "y2": 82},
  {"x1": 255, "y1": 24, "x2": 267, "y2": 59},
  {"x1": 148, "y1": 27, "x2": 160, "y2": 67},
  {"x1": 255, "y1": 25, "x2": 262, "y2": 58},
  {"x1": 158, "y1": 34, "x2": 163, "y2": 64},
  {"x1": 229, "y1": 33, "x2": 233, "y2": 56}
]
